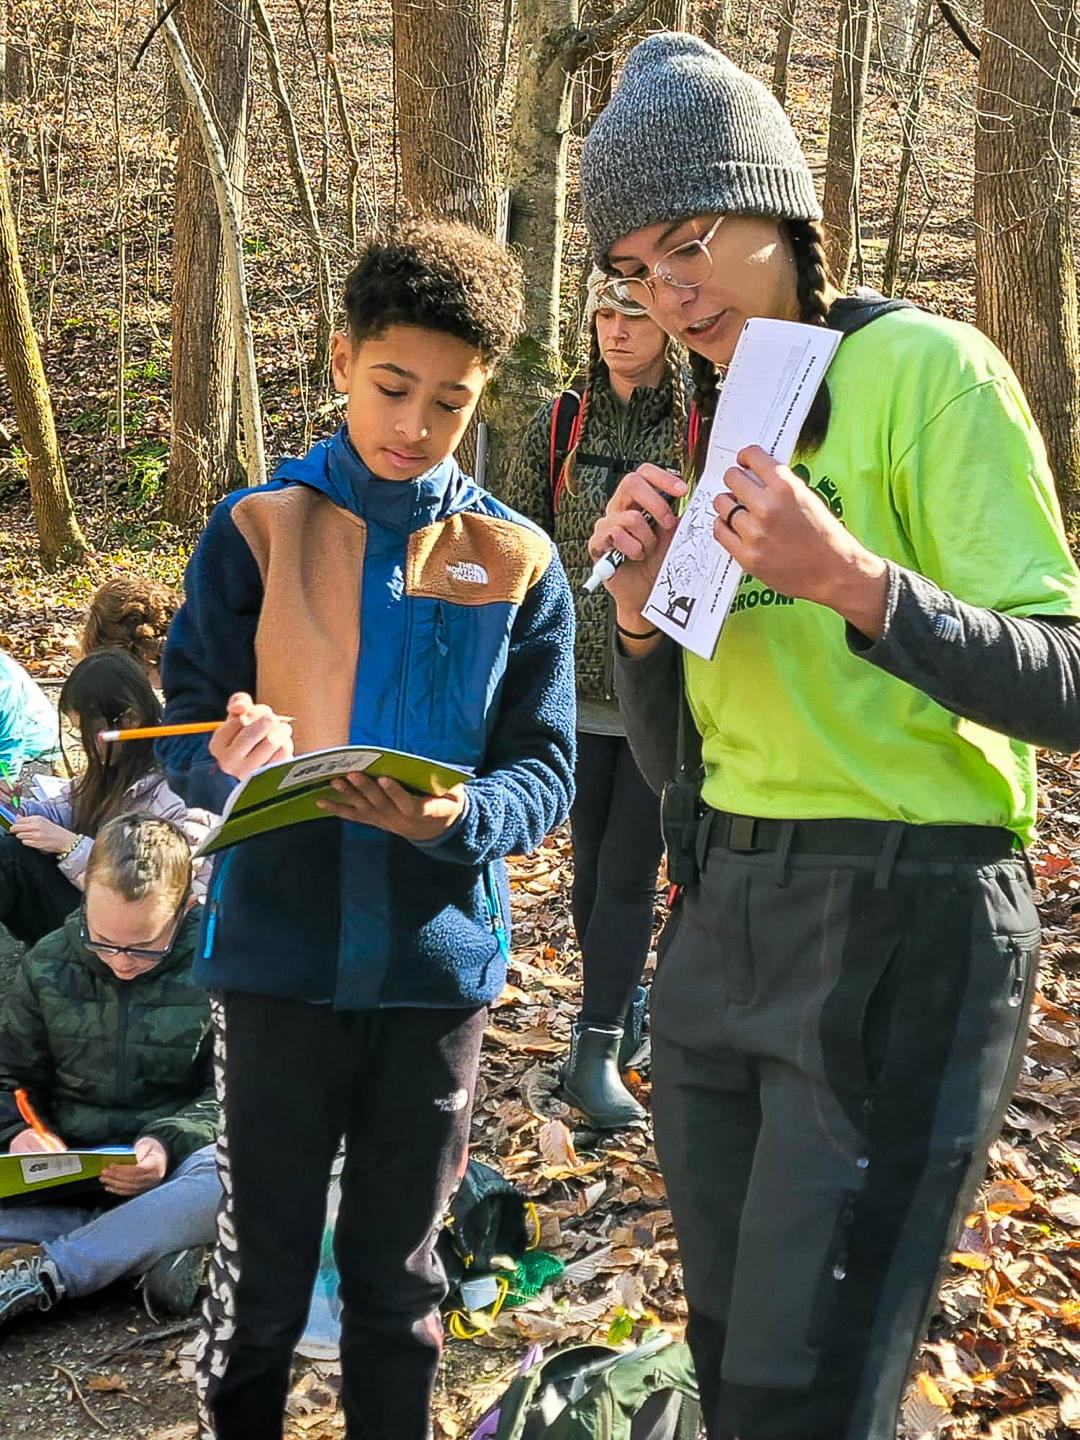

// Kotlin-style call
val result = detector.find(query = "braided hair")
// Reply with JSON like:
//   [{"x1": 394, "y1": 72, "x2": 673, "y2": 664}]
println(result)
[{"x1": 689, "y1": 216, "x2": 837, "y2": 478}]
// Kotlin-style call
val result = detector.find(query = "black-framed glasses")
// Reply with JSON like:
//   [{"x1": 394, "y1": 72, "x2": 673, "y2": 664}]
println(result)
[
  {"x1": 599, "y1": 215, "x2": 726, "y2": 311},
  {"x1": 79, "y1": 894, "x2": 188, "y2": 963}
]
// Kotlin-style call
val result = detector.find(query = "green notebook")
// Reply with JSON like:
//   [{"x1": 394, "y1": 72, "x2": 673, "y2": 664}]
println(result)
[
  {"x1": 0, "y1": 1147, "x2": 137, "y2": 1200},
  {"x1": 195, "y1": 743, "x2": 473, "y2": 858}
]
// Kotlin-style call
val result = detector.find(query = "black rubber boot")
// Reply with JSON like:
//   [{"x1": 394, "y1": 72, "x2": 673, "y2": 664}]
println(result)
[
  {"x1": 618, "y1": 985, "x2": 649, "y2": 1069},
  {"x1": 563, "y1": 1024, "x2": 646, "y2": 1129}
]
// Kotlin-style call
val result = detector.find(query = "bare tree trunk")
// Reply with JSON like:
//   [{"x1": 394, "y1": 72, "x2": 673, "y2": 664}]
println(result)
[
  {"x1": 392, "y1": 0, "x2": 498, "y2": 233},
  {"x1": 881, "y1": 0, "x2": 933, "y2": 295},
  {"x1": 698, "y1": 0, "x2": 732, "y2": 46},
  {"x1": 650, "y1": 0, "x2": 688, "y2": 27},
  {"x1": 326, "y1": 0, "x2": 363, "y2": 251},
  {"x1": 251, "y1": 0, "x2": 333, "y2": 383},
  {"x1": 0, "y1": 156, "x2": 86, "y2": 568},
  {"x1": 822, "y1": 0, "x2": 873, "y2": 289},
  {"x1": 975, "y1": 0, "x2": 1080, "y2": 521},
  {"x1": 486, "y1": 0, "x2": 654, "y2": 493},
  {"x1": 166, "y1": 0, "x2": 252, "y2": 523},
  {"x1": 496, "y1": 0, "x2": 516, "y2": 104},
  {"x1": 876, "y1": 0, "x2": 917, "y2": 71},
  {"x1": 772, "y1": 0, "x2": 799, "y2": 105}
]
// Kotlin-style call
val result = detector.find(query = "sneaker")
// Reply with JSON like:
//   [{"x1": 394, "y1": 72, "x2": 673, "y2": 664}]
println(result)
[
  {"x1": 141, "y1": 1245, "x2": 206, "y2": 1317},
  {"x1": 0, "y1": 1244, "x2": 62, "y2": 1325}
]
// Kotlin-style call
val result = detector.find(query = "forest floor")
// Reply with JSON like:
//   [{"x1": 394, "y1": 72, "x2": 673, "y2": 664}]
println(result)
[
  {"x1": 4, "y1": 1, "x2": 1080, "y2": 1437},
  {"x1": 2, "y1": 516, "x2": 1080, "y2": 1440}
]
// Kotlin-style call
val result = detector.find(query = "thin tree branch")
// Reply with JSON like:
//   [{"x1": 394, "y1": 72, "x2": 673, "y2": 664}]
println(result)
[
  {"x1": 554, "y1": 0, "x2": 655, "y2": 75},
  {"x1": 130, "y1": 0, "x2": 184, "y2": 72}
]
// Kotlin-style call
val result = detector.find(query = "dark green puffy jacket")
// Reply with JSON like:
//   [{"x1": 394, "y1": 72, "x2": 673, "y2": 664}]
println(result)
[{"x1": 0, "y1": 909, "x2": 216, "y2": 1173}]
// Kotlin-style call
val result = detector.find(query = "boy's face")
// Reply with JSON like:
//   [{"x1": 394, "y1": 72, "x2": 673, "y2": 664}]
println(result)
[{"x1": 331, "y1": 324, "x2": 490, "y2": 481}]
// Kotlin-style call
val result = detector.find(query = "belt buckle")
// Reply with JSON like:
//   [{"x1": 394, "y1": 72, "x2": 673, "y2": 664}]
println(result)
[{"x1": 727, "y1": 815, "x2": 758, "y2": 852}]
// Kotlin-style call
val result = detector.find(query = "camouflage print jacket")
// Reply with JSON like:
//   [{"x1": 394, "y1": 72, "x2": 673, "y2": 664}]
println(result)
[
  {"x1": 0, "y1": 909, "x2": 216, "y2": 1173},
  {"x1": 496, "y1": 367, "x2": 683, "y2": 704}
]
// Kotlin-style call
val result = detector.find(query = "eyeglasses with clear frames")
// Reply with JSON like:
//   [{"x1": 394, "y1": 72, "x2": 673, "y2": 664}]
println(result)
[{"x1": 599, "y1": 215, "x2": 726, "y2": 311}]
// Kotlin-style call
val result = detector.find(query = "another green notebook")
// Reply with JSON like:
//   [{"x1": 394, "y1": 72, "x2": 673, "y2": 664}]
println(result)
[
  {"x1": 196, "y1": 743, "x2": 473, "y2": 858},
  {"x1": 0, "y1": 1147, "x2": 137, "y2": 1199}
]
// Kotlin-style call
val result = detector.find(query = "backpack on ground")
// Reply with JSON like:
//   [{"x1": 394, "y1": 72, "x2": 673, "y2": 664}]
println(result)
[{"x1": 475, "y1": 1333, "x2": 701, "y2": 1440}]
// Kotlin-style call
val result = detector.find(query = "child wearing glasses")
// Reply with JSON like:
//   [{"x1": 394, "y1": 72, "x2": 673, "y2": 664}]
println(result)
[
  {"x1": 0, "y1": 814, "x2": 220, "y2": 1328},
  {"x1": 580, "y1": 33, "x2": 1080, "y2": 1440},
  {"x1": 156, "y1": 218, "x2": 574, "y2": 1440},
  {"x1": 0, "y1": 648, "x2": 214, "y2": 946},
  {"x1": 499, "y1": 268, "x2": 688, "y2": 1128}
]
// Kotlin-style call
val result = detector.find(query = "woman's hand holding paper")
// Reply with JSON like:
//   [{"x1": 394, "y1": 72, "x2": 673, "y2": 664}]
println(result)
[{"x1": 713, "y1": 445, "x2": 888, "y2": 639}]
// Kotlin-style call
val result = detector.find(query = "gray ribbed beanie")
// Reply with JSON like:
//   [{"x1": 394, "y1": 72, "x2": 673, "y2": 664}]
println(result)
[{"x1": 580, "y1": 32, "x2": 821, "y2": 267}]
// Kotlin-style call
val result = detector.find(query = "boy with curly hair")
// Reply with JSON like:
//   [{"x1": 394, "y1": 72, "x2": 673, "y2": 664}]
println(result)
[{"x1": 157, "y1": 218, "x2": 575, "y2": 1440}]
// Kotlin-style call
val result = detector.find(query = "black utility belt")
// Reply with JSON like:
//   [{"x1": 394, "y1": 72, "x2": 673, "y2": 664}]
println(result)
[{"x1": 707, "y1": 810, "x2": 1017, "y2": 862}]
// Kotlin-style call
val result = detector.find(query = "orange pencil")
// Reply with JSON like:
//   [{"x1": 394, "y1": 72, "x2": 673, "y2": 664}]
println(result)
[
  {"x1": 14, "y1": 1088, "x2": 65, "y2": 1153},
  {"x1": 98, "y1": 718, "x2": 293, "y2": 743}
]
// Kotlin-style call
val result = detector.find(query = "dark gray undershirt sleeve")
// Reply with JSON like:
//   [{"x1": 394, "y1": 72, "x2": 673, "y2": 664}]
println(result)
[
  {"x1": 847, "y1": 562, "x2": 1080, "y2": 754},
  {"x1": 613, "y1": 635, "x2": 681, "y2": 796}
]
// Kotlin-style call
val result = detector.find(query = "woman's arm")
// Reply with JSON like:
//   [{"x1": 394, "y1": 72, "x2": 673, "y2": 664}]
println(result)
[{"x1": 848, "y1": 564, "x2": 1080, "y2": 753}]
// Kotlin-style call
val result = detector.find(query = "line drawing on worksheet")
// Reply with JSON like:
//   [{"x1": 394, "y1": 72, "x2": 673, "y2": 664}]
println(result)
[{"x1": 642, "y1": 318, "x2": 841, "y2": 660}]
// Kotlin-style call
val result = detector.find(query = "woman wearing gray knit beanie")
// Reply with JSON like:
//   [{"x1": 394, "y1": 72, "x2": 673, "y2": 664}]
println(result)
[{"x1": 580, "y1": 31, "x2": 1080, "y2": 1440}]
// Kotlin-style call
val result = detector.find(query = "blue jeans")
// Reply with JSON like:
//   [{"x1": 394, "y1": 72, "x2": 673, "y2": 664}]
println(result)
[{"x1": 0, "y1": 1143, "x2": 220, "y2": 1297}]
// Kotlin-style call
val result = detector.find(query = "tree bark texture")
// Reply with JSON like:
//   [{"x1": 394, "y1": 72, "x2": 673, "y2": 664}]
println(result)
[
  {"x1": 975, "y1": 0, "x2": 1080, "y2": 523},
  {"x1": 822, "y1": 0, "x2": 872, "y2": 289},
  {"x1": 392, "y1": 0, "x2": 498, "y2": 234},
  {"x1": 486, "y1": 0, "x2": 653, "y2": 494},
  {"x1": 251, "y1": 0, "x2": 333, "y2": 382},
  {"x1": 166, "y1": 0, "x2": 251, "y2": 524},
  {"x1": 0, "y1": 157, "x2": 86, "y2": 568},
  {"x1": 876, "y1": 0, "x2": 917, "y2": 70},
  {"x1": 772, "y1": 0, "x2": 799, "y2": 105}
]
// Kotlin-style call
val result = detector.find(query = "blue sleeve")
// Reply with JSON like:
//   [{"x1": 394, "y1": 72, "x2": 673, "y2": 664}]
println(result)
[
  {"x1": 418, "y1": 552, "x2": 576, "y2": 865},
  {"x1": 156, "y1": 502, "x2": 263, "y2": 814}
]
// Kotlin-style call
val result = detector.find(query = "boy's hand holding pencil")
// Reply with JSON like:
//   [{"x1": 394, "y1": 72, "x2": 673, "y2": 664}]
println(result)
[{"x1": 209, "y1": 693, "x2": 295, "y2": 783}]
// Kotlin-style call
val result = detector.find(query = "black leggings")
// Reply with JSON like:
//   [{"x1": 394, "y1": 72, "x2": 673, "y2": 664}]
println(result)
[
  {"x1": 0, "y1": 832, "x2": 80, "y2": 945},
  {"x1": 570, "y1": 731, "x2": 663, "y2": 1026}
]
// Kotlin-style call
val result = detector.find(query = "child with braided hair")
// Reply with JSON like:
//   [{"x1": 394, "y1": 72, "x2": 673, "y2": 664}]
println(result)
[
  {"x1": 498, "y1": 269, "x2": 689, "y2": 1128},
  {"x1": 579, "y1": 32, "x2": 1080, "y2": 1440}
]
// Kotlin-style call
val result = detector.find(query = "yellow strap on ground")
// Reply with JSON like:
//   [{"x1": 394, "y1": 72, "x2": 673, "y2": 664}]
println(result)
[{"x1": 525, "y1": 1201, "x2": 541, "y2": 1251}]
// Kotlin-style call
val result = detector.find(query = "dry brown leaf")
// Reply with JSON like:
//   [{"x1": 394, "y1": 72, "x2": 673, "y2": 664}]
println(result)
[
  {"x1": 538, "y1": 1119, "x2": 579, "y2": 1170},
  {"x1": 1048, "y1": 1193, "x2": 1080, "y2": 1227},
  {"x1": 85, "y1": 1373, "x2": 128, "y2": 1393},
  {"x1": 982, "y1": 1178, "x2": 1036, "y2": 1214}
]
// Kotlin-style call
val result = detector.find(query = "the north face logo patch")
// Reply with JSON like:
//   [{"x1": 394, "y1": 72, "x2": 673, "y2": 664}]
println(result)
[{"x1": 446, "y1": 561, "x2": 489, "y2": 585}]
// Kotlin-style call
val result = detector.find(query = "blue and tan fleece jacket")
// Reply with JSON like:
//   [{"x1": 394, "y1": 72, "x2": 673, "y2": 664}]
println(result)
[{"x1": 157, "y1": 425, "x2": 576, "y2": 1010}]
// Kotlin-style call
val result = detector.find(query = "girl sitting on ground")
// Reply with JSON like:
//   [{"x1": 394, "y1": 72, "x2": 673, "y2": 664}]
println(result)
[{"x1": 0, "y1": 648, "x2": 214, "y2": 946}]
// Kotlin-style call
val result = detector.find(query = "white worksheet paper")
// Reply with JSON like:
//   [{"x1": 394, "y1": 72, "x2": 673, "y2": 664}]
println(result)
[{"x1": 642, "y1": 318, "x2": 842, "y2": 660}]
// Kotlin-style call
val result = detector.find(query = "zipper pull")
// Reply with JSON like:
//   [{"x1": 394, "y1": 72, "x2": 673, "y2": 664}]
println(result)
[
  {"x1": 1008, "y1": 941, "x2": 1025, "y2": 1008},
  {"x1": 483, "y1": 868, "x2": 509, "y2": 962}
]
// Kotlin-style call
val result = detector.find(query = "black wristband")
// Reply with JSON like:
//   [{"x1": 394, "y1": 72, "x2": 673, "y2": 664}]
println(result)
[{"x1": 616, "y1": 620, "x2": 660, "y2": 641}]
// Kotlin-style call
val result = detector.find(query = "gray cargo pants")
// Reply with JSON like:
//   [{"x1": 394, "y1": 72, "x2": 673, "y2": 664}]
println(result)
[{"x1": 651, "y1": 813, "x2": 1038, "y2": 1440}]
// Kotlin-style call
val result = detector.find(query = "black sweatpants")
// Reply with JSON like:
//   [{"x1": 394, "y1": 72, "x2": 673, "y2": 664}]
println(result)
[
  {"x1": 0, "y1": 832, "x2": 80, "y2": 944},
  {"x1": 570, "y1": 731, "x2": 664, "y2": 1025},
  {"x1": 651, "y1": 820, "x2": 1038, "y2": 1440},
  {"x1": 195, "y1": 993, "x2": 486, "y2": 1440}
]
